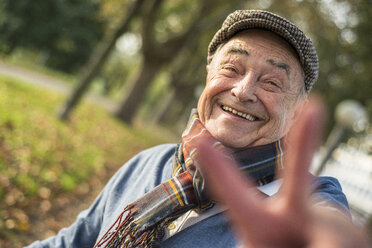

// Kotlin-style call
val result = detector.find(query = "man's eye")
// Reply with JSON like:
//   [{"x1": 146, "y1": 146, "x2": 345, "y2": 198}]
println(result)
[
  {"x1": 226, "y1": 67, "x2": 237, "y2": 73},
  {"x1": 267, "y1": 81, "x2": 279, "y2": 88}
]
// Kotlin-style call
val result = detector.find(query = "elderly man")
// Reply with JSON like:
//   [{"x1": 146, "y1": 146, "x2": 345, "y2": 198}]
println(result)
[{"x1": 27, "y1": 10, "x2": 366, "y2": 248}]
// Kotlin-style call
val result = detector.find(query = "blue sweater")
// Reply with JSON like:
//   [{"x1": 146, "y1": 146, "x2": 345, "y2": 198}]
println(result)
[{"x1": 26, "y1": 144, "x2": 349, "y2": 248}]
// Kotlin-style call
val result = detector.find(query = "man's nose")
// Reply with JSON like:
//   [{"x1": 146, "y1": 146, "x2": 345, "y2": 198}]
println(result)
[{"x1": 231, "y1": 72, "x2": 258, "y2": 102}]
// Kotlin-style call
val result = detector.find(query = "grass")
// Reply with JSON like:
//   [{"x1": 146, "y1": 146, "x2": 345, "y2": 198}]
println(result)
[{"x1": 0, "y1": 75, "x2": 174, "y2": 246}]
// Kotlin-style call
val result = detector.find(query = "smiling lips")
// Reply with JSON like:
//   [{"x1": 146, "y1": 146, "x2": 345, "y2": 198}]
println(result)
[{"x1": 221, "y1": 105, "x2": 259, "y2": 121}]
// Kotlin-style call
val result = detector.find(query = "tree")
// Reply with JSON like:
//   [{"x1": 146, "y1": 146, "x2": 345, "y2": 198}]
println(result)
[
  {"x1": 333, "y1": 0, "x2": 372, "y2": 120},
  {"x1": 0, "y1": 0, "x2": 105, "y2": 72},
  {"x1": 58, "y1": 0, "x2": 145, "y2": 120}
]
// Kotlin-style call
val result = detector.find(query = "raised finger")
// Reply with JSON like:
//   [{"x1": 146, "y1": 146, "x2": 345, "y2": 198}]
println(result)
[{"x1": 280, "y1": 96, "x2": 326, "y2": 207}]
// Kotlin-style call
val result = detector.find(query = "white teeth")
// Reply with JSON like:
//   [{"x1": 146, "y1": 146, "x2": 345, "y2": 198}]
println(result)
[{"x1": 222, "y1": 105, "x2": 257, "y2": 121}]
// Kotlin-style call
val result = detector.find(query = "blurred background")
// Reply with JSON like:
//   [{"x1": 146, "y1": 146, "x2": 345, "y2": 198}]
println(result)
[{"x1": 0, "y1": 0, "x2": 370, "y2": 246}]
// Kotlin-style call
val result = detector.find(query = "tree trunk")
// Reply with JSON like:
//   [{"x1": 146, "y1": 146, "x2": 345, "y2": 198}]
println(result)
[
  {"x1": 153, "y1": 89, "x2": 176, "y2": 123},
  {"x1": 116, "y1": 60, "x2": 161, "y2": 123},
  {"x1": 58, "y1": 39, "x2": 114, "y2": 120},
  {"x1": 58, "y1": 0, "x2": 145, "y2": 121},
  {"x1": 161, "y1": 84, "x2": 197, "y2": 124},
  {"x1": 115, "y1": 0, "x2": 240, "y2": 124}
]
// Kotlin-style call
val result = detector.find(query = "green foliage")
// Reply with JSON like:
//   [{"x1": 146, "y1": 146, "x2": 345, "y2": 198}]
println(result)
[
  {"x1": 154, "y1": 0, "x2": 199, "y2": 41},
  {"x1": 0, "y1": 0, "x2": 105, "y2": 73},
  {"x1": 333, "y1": 0, "x2": 372, "y2": 119},
  {"x1": 97, "y1": 51, "x2": 141, "y2": 98},
  {"x1": 0, "y1": 75, "x2": 169, "y2": 244}
]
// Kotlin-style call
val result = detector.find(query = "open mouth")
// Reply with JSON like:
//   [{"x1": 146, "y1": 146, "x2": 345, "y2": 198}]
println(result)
[{"x1": 221, "y1": 105, "x2": 259, "y2": 121}]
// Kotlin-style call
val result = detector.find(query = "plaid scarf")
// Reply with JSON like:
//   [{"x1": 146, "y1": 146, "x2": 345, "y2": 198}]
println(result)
[{"x1": 94, "y1": 110, "x2": 283, "y2": 248}]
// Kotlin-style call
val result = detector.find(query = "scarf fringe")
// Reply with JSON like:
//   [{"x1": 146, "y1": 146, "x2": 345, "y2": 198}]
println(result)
[
  {"x1": 94, "y1": 204, "x2": 166, "y2": 248},
  {"x1": 94, "y1": 205, "x2": 135, "y2": 248}
]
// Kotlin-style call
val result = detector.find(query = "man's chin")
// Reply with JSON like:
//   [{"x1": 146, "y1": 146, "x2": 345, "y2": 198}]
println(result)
[
  {"x1": 204, "y1": 122, "x2": 259, "y2": 150},
  {"x1": 214, "y1": 134, "x2": 277, "y2": 151},
  {"x1": 212, "y1": 135, "x2": 254, "y2": 151}
]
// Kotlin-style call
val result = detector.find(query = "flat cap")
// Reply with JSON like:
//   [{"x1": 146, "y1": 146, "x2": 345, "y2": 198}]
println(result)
[{"x1": 208, "y1": 10, "x2": 319, "y2": 92}]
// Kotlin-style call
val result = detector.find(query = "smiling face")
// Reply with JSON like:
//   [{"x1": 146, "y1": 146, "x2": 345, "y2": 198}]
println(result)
[{"x1": 197, "y1": 29, "x2": 306, "y2": 150}]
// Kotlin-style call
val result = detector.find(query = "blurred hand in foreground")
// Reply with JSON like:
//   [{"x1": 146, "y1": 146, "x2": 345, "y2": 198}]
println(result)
[{"x1": 196, "y1": 97, "x2": 368, "y2": 248}]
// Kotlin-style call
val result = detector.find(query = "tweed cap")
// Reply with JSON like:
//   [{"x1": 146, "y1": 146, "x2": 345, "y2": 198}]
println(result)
[{"x1": 208, "y1": 10, "x2": 319, "y2": 92}]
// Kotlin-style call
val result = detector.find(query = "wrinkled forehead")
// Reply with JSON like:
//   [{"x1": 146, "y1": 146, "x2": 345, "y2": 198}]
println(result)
[{"x1": 216, "y1": 29, "x2": 301, "y2": 66}]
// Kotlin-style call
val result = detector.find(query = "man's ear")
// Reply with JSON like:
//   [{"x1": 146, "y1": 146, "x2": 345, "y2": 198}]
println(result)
[
  {"x1": 291, "y1": 98, "x2": 309, "y2": 123},
  {"x1": 282, "y1": 98, "x2": 309, "y2": 147}
]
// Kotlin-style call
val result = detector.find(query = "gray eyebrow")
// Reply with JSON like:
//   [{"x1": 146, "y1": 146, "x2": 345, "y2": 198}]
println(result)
[
  {"x1": 226, "y1": 47, "x2": 249, "y2": 57},
  {"x1": 267, "y1": 59, "x2": 290, "y2": 76},
  {"x1": 225, "y1": 48, "x2": 291, "y2": 76}
]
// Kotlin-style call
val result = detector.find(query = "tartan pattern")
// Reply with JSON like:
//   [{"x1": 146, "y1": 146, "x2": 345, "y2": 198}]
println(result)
[
  {"x1": 94, "y1": 110, "x2": 283, "y2": 248},
  {"x1": 207, "y1": 10, "x2": 319, "y2": 92}
]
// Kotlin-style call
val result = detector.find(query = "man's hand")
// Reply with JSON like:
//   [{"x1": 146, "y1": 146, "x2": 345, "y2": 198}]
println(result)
[{"x1": 196, "y1": 97, "x2": 367, "y2": 247}]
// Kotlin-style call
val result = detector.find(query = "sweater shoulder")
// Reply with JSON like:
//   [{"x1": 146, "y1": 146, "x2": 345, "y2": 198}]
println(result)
[{"x1": 312, "y1": 176, "x2": 350, "y2": 215}]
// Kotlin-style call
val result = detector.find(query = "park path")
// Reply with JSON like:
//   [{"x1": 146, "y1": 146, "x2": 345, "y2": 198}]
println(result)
[{"x1": 0, "y1": 60, "x2": 117, "y2": 112}]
